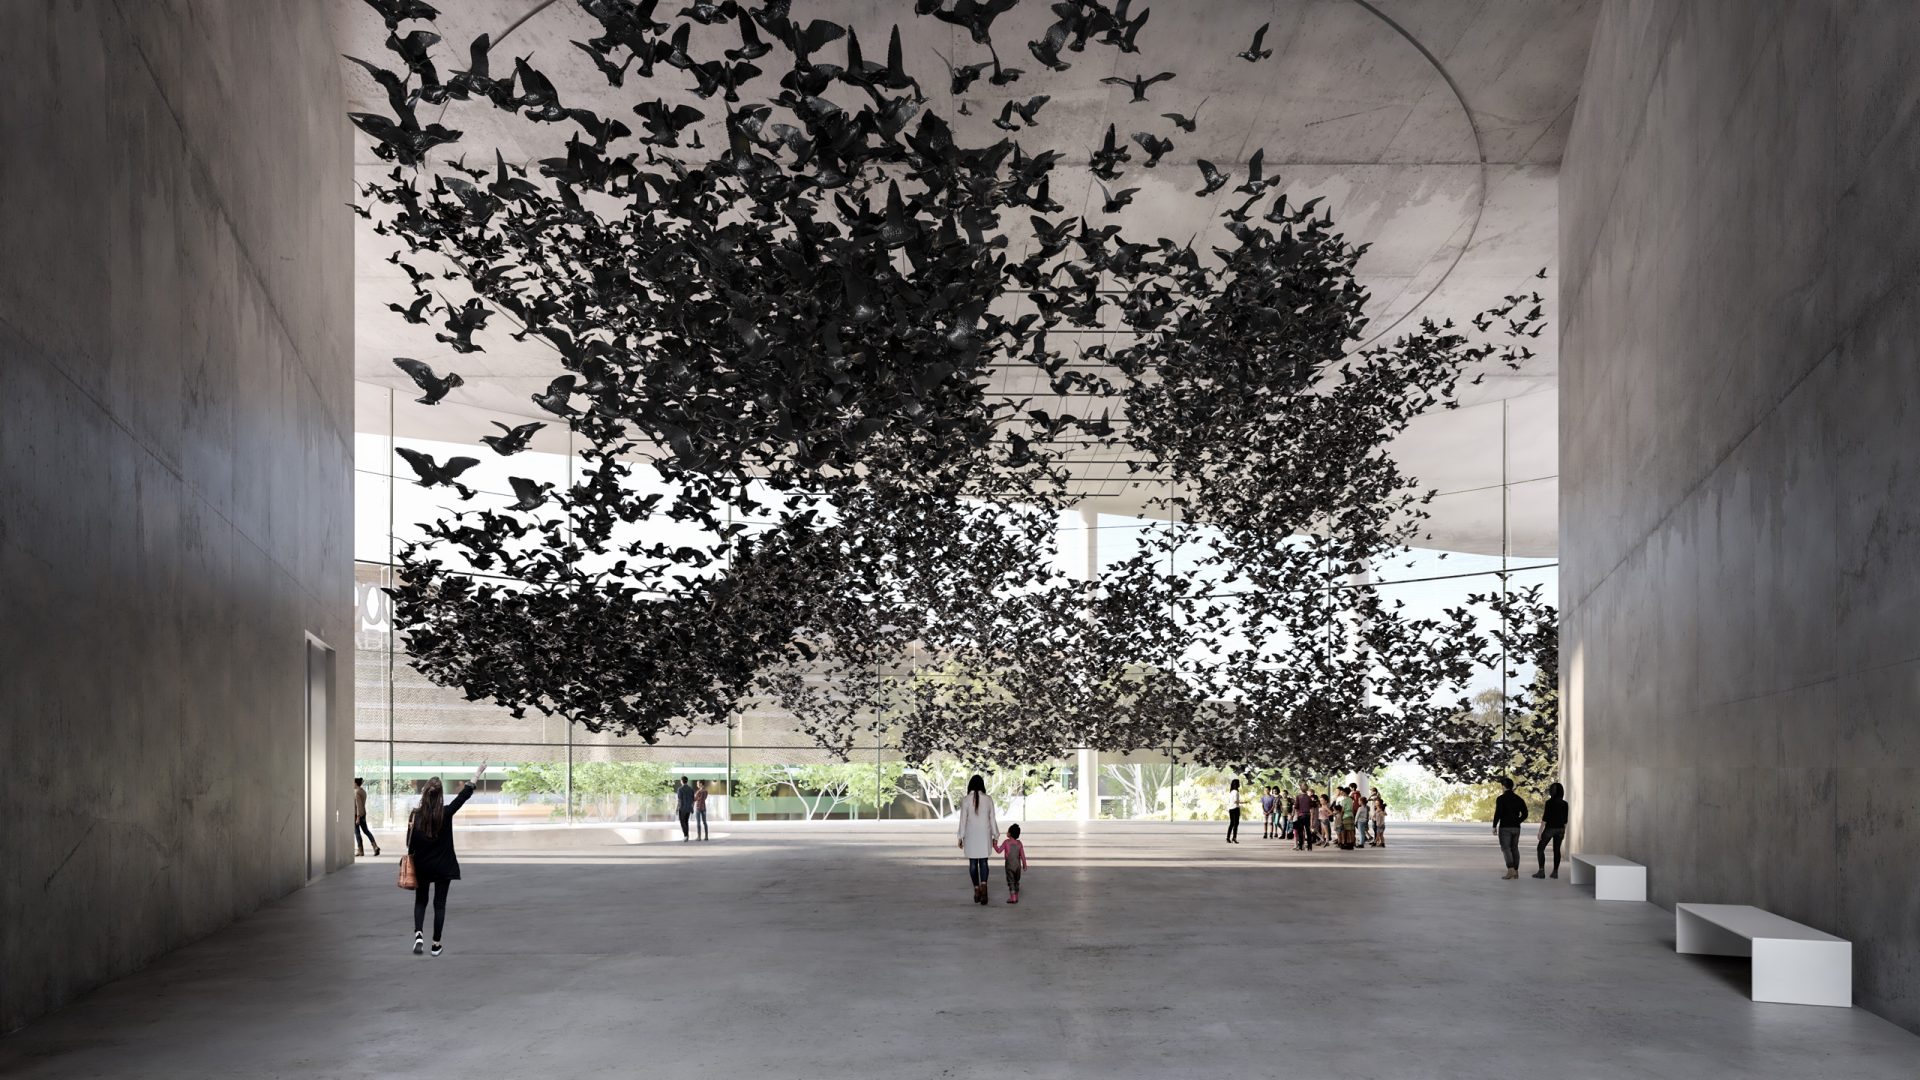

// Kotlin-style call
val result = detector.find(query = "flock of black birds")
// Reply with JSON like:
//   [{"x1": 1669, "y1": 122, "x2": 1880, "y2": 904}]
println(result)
[{"x1": 354, "y1": 0, "x2": 1558, "y2": 784}]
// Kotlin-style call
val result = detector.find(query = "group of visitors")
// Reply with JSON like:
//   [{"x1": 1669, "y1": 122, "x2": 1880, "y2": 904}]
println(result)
[
  {"x1": 1230, "y1": 779, "x2": 1388, "y2": 851},
  {"x1": 1492, "y1": 777, "x2": 1570, "y2": 879},
  {"x1": 676, "y1": 776, "x2": 711, "y2": 841},
  {"x1": 375, "y1": 765, "x2": 1570, "y2": 942},
  {"x1": 956, "y1": 774, "x2": 1030, "y2": 904}
]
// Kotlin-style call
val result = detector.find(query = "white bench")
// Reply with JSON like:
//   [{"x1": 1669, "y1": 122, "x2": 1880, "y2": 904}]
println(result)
[
  {"x1": 1676, "y1": 904, "x2": 1852, "y2": 1007},
  {"x1": 1567, "y1": 853, "x2": 1646, "y2": 901}
]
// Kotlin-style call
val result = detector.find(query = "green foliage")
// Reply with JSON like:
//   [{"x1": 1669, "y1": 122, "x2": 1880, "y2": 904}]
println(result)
[
  {"x1": 1431, "y1": 782, "x2": 1546, "y2": 823},
  {"x1": 499, "y1": 760, "x2": 673, "y2": 821},
  {"x1": 502, "y1": 762, "x2": 567, "y2": 801},
  {"x1": 1370, "y1": 761, "x2": 1448, "y2": 820}
]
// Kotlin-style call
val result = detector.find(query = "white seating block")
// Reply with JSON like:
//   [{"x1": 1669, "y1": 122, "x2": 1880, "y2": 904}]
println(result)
[
  {"x1": 1676, "y1": 903, "x2": 1852, "y2": 1007},
  {"x1": 1568, "y1": 853, "x2": 1646, "y2": 901}
]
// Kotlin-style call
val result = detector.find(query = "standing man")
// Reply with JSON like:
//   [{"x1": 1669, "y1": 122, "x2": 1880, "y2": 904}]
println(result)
[
  {"x1": 1337, "y1": 786, "x2": 1357, "y2": 849},
  {"x1": 675, "y1": 776, "x2": 695, "y2": 842},
  {"x1": 1492, "y1": 776, "x2": 1528, "y2": 878},
  {"x1": 353, "y1": 777, "x2": 380, "y2": 858},
  {"x1": 1354, "y1": 787, "x2": 1372, "y2": 849},
  {"x1": 1293, "y1": 787, "x2": 1315, "y2": 851},
  {"x1": 1259, "y1": 787, "x2": 1276, "y2": 839}
]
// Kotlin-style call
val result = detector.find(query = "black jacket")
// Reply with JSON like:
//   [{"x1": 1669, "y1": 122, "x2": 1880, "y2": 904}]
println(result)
[
  {"x1": 407, "y1": 783, "x2": 475, "y2": 881},
  {"x1": 1492, "y1": 791, "x2": 1528, "y2": 829}
]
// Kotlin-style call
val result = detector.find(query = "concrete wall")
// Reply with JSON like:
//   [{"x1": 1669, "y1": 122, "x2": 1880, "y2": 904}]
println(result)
[
  {"x1": 1562, "y1": 1, "x2": 1920, "y2": 1031},
  {"x1": 0, "y1": 1, "x2": 353, "y2": 1032}
]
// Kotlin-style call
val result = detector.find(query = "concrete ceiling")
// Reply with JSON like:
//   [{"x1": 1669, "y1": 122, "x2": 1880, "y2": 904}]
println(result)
[{"x1": 337, "y1": 0, "x2": 1596, "y2": 557}]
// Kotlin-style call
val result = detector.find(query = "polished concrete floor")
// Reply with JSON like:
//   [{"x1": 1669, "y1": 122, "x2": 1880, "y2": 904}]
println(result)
[{"x1": 3, "y1": 821, "x2": 1916, "y2": 1078}]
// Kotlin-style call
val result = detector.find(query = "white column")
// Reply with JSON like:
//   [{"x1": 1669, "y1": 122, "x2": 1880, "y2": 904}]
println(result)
[{"x1": 1077, "y1": 506, "x2": 1099, "y2": 821}]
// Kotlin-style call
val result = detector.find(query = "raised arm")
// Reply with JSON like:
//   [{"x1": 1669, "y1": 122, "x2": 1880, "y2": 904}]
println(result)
[{"x1": 446, "y1": 762, "x2": 486, "y2": 818}]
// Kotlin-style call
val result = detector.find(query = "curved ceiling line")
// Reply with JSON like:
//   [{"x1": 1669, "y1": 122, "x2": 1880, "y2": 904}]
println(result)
[{"x1": 1343, "y1": 0, "x2": 1489, "y2": 351}]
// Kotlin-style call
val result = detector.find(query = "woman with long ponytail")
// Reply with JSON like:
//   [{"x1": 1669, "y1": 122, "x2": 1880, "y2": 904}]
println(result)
[
  {"x1": 955, "y1": 773, "x2": 1000, "y2": 905},
  {"x1": 406, "y1": 761, "x2": 487, "y2": 956}
]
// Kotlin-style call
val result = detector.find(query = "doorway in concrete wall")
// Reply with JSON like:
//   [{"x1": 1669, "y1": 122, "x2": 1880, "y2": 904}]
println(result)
[{"x1": 305, "y1": 637, "x2": 335, "y2": 883}]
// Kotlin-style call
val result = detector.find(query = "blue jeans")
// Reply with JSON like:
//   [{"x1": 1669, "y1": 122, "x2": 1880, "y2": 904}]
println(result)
[
  {"x1": 968, "y1": 858, "x2": 989, "y2": 885},
  {"x1": 1356, "y1": 818, "x2": 1371, "y2": 845},
  {"x1": 695, "y1": 808, "x2": 708, "y2": 840}
]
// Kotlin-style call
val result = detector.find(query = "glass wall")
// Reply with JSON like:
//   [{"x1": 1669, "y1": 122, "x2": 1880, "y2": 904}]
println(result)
[{"x1": 354, "y1": 384, "x2": 1555, "y2": 825}]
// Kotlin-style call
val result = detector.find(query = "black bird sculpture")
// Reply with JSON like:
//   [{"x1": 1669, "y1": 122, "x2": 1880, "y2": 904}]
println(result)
[{"x1": 393, "y1": 357, "x2": 463, "y2": 404}]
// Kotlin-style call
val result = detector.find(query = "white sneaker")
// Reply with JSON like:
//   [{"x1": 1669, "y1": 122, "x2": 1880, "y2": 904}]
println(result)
[
  {"x1": 412, "y1": 934, "x2": 424, "y2": 956},
  {"x1": 430, "y1": 942, "x2": 443, "y2": 957}
]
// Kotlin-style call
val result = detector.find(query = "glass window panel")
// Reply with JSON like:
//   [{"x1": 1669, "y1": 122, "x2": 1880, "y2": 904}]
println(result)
[
  {"x1": 353, "y1": 740, "x2": 395, "y2": 827},
  {"x1": 388, "y1": 742, "x2": 567, "y2": 827}
]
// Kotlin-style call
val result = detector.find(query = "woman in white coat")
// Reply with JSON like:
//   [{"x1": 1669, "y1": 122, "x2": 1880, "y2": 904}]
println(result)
[{"x1": 956, "y1": 773, "x2": 1000, "y2": 905}]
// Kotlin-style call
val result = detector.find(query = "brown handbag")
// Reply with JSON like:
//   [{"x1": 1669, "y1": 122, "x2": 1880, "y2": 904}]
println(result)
[{"x1": 397, "y1": 811, "x2": 417, "y2": 889}]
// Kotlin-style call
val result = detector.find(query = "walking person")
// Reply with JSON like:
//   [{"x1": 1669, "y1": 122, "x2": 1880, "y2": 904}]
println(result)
[
  {"x1": 1492, "y1": 776, "x2": 1528, "y2": 879},
  {"x1": 994, "y1": 823, "x2": 1029, "y2": 904},
  {"x1": 1294, "y1": 788, "x2": 1315, "y2": 850},
  {"x1": 694, "y1": 779, "x2": 710, "y2": 841},
  {"x1": 957, "y1": 773, "x2": 1000, "y2": 904},
  {"x1": 353, "y1": 777, "x2": 380, "y2": 858},
  {"x1": 675, "y1": 776, "x2": 695, "y2": 841},
  {"x1": 406, "y1": 762, "x2": 486, "y2": 957},
  {"x1": 1533, "y1": 782, "x2": 1568, "y2": 878},
  {"x1": 1224, "y1": 778, "x2": 1243, "y2": 843}
]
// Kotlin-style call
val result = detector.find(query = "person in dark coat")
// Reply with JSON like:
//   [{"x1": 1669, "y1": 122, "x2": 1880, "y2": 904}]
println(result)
[
  {"x1": 675, "y1": 776, "x2": 695, "y2": 841},
  {"x1": 1491, "y1": 776, "x2": 1528, "y2": 879},
  {"x1": 408, "y1": 762, "x2": 486, "y2": 956}
]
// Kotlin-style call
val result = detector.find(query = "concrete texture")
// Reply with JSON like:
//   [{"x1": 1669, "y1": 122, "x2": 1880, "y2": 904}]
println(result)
[
  {"x1": 1, "y1": 822, "x2": 1916, "y2": 1077},
  {"x1": 0, "y1": 0, "x2": 354, "y2": 1033},
  {"x1": 1561, "y1": 0, "x2": 1920, "y2": 1034}
]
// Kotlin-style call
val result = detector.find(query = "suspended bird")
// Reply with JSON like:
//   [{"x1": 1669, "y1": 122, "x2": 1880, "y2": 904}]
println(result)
[
  {"x1": 1161, "y1": 96, "x2": 1206, "y2": 132},
  {"x1": 1090, "y1": 123, "x2": 1132, "y2": 179},
  {"x1": 507, "y1": 476, "x2": 555, "y2": 511},
  {"x1": 1098, "y1": 0, "x2": 1152, "y2": 53},
  {"x1": 531, "y1": 375, "x2": 579, "y2": 417},
  {"x1": 1234, "y1": 147, "x2": 1275, "y2": 194},
  {"x1": 394, "y1": 447, "x2": 479, "y2": 497},
  {"x1": 1238, "y1": 22, "x2": 1273, "y2": 62},
  {"x1": 934, "y1": 48, "x2": 991, "y2": 94},
  {"x1": 929, "y1": 0, "x2": 1021, "y2": 46},
  {"x1": 480, "y1": 420, "x2": 546, "y2": 456},
  {"x1": 1101, "y1": 71, "x2": 1175, "y2": 102},
  {"x1": 392, "y1": 357, "x2": 463, "y2": 404},
  {"x1": 388, "y1": 292, "x2": 432, "y2": 324},
  {"x1": 1131, "y1": 131, "x2": 1173, "y2": 168},
  {"x1": 992, "y1": 95, "x2": 1049, "y2": 131},
  {"x1": 1195, "y1": 159, "x2": 1230, "y2": 195},
  {"x1": 1028, "y1": 21, "x2": 1072, "y2": 71},
  {"x1": 1099, "y1": 182, "x2": 1139, "y2": 213},
  {"x1": 364, "y1": 0, "x2": 439, "y2": 30},
  {"x1": 571, "y1": 39, "x2": 635, "y2": 86}
]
